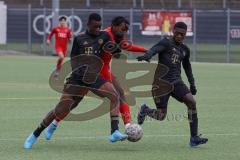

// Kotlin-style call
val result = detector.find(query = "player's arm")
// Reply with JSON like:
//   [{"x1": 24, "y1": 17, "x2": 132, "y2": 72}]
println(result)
[
  {"x1": 67, "y1": 29, "x2": 72, "y2": 42},
  {"x1": 118, "y1": 37, "x2": 146, "y2": 53},
  {"x1": 126, "y1": 44, "x2": 147, "y2": 53},
  {"x1": 136, "y1": 41, "x2": 166, "y2": 62},
  {"x1": 182, "y1": 47, "x2": 197, "y2": 95},
  {"x1": 47, "y1": 28, "x2": 56, "y2": 45}
]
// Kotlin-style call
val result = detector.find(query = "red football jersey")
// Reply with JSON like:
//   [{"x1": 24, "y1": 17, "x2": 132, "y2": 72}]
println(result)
[
  {"x1": 99, "y1": 27, "x2": 147, "y2": 81},
  {"x1": 47, "y1": 26, "x2": 71, "y2": 54}
]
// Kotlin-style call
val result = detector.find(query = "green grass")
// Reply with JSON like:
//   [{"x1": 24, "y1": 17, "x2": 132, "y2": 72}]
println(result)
[{"x1": 0, "y1": 56, "x2": 240, "y2": 160}]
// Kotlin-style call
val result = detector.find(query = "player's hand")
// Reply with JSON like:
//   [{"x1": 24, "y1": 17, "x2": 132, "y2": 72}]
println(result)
[
  {"x1": 47, "y1": 39, "x2": 51, "y2": 46},
  {"x1": 136, "y1": 54, "x2": 151, "y2": 62},
  {"x1": 190, "y1": 85, "x2": 197, "y2": 95}
]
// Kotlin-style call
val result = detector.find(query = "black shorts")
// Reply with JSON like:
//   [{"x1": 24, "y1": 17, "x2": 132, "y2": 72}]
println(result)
[
  {"x1": 152, "y1": 80, "x2": 190, "y2": 109},
  {"x1": 63, "y1": 75, "x2": 107, "y2": 96}
]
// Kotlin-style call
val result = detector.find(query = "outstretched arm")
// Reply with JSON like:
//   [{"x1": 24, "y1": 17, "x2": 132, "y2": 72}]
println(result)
[
  {"x1": 126, "y1": 44, "x2": 147, "y2": 53},
  {"x1": 136, "y1": 42, "x2": 166, "y2": 62}
]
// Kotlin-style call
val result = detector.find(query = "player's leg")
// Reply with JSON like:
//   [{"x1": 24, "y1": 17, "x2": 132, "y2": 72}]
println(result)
[
  {"x1": 112, "y1": 77, "x2": 131, "y2": 127},
  {"x1": 137, "y1": 94, "x2": 169, "y2": 125},
  {"x1": 172, "y1": 81, "x2": 208, "y2": 147},
  {"x1": 91, "y1": 80, "x2": 128, "y2": 142},
  {"x1": 44, "y1": 78, "x2": 89, "y2": 140},
  {"x1": 24, "y1": 82, "x2": 88, "y2": 149},
  {"x1": 44, "y1": 95, "x2": 85, "y2": 140},
  {"x1": 137, "y1": 80, "x2": 172, "y2": 125},
  {"x1": 47, "y1": 96, "x2": 85, "y2": 125},
  {"x1": 55, "y1": 49, "x2": 65, "y2": 77},
  {"x1": 46, "y1": 77, "x2": 126, "y2": 142},
  {"x1": 23, "y1": 93, "x2": 75, "y2": 149}
]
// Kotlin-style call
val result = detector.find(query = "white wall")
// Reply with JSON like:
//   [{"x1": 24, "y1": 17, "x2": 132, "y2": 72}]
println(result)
[{"x1": 0, "y1": 1, "x2": 7, "y2": 44}]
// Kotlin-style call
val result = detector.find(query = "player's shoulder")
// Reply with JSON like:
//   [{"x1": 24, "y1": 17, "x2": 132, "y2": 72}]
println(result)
[
  {"x1": 181, "y1": 43, "x2": 190, "y2": 53},
  {"x1": 75, "y1": 31, "x2": 86, "y2": 37},
  {"x1": 66, "y1": 27, "x2": 71, "y2": 32},
  {"x1": 99, "y1": 31, "x2": 111, "y2": 40},
  {"x1": 52, "y1": 26, "x2": 58, "y2": 31},
  {"x1": 100, "y1": 31, "x2": 110, "y2": 36},
  {"x1": 157, "y1": 36, "x2": 171, "y2": 46},
  {"x1": 103, "y1": 27, "x2": 111, "y2": 33},
  {"x1": 73, "y1": 32, "x2": 87, "y2": 42}
]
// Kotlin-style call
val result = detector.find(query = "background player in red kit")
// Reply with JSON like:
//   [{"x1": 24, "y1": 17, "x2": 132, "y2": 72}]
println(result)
[
  {"x1": 43, "y1": 16, "x2": 147, "y2": 140},
  {"x1": 47, "y1": 16, "x2": 72, "y2": 77}
]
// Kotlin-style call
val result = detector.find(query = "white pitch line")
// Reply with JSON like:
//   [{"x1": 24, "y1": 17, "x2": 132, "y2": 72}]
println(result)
[{"x1": 0, "y1": 133, "x2": 238, "y2": 141}]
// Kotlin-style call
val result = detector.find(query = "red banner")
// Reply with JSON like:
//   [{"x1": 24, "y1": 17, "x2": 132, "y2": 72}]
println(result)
[{"x1": 142, "y1": 11, "x2": 193, "y2": 36}]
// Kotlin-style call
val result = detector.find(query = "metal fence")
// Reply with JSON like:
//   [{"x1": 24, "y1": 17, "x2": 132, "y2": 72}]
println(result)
[{"x1": 2, "y1": 7, "x2": 240, "y2": 63}]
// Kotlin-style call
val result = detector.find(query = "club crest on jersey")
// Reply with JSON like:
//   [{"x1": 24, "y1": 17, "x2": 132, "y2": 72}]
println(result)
[
  {"x1": 172, "y1": 48, "x2": 177, "y2": 52},
  {"x1": 98, "y1": 39, "x2": 104, "y2": 45},
  {"x1": 83, "y1": 41, "x2": 88, "y2": 45}
]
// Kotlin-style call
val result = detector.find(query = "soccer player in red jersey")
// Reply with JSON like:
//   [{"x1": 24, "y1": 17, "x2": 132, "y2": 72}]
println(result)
[
  {"x1": 100, "y1": 17, "x2": 147, "y2": 127},
  {"x1": 47, "y1": 16, "x2": 72, "y2": 77},
  {"x1": 43, "y1": 17, "x2": 147, "y2": 140}
]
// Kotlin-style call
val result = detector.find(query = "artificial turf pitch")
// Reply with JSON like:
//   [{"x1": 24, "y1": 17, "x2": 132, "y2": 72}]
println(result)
[{"x1": 0, "y1": 56, "x2": 239, "y2": 160}]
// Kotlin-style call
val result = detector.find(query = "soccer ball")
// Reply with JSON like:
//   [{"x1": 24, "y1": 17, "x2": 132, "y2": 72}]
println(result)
[{"x1": 125, "y1": 123, "x2": 143, "y2": 142}]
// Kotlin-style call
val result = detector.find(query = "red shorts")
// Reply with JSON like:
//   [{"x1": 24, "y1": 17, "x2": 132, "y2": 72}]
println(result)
[
  {"x1": 55, "y1": 46, "x2": 67, "y2": 56},
  {"x1": 99, "y1": 68, "x2": 116, "y2": 82}
]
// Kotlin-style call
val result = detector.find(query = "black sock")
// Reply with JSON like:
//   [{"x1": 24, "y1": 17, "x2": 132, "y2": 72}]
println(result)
[
  {"x1": 111, "y1": 116, "x2": 119, "y2": 134},
  {"x1": 188, "y1": 111, "x2": 198, "y2": 137},
  {"x1": 33, "y1": 121, "x2": 47, "y2": 137}
]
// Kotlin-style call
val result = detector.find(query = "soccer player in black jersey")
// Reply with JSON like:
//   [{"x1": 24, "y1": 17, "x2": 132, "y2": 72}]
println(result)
[
  {"x1": 23, "y1": 13, "x2": 127, "y2": 149},
  {"x1": 137, "y1": 22, "x2": 208, "y2": 147}
]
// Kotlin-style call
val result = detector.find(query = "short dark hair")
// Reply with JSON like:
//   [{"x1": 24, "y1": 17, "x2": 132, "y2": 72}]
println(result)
[
  {"x1": 59, "y1": 16, "x2": 67, "y2": 21},
  {"x1": 174, "y1": 22, "x2": 187, "y2": 30},
  {"x1": 111, "y1": 16, "x2": 129, "y2": 26},
  {"x1": 88, "y1": 13, "x2": 102, "y2": 24}
]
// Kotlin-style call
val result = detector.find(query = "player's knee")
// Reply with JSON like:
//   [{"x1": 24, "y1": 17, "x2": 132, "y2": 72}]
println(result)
[
  {"x1": 110, "y1": 91, "x2": 120, "y2": 104},
  {"x1": 59, "y1": 53, "x2": 65, "y2": 59},
  {"x1": 106, "y1": 88, "x2": 120, "y2": 104},
  {"x1": 190, "y1": 98, "x2": 196, "y2": 107},
  {"x1": 72, "y1": 96, "x2": 82, "y2": 103},
  {"x1": 186, "y1": 99, "x2": 196, "y2": 110},
  {"x1": 117, "y1": 87, "x2": 125, "y2": 99},
  {"x1": 70, "y1": 96, "x2": 83, "y2": 110}
]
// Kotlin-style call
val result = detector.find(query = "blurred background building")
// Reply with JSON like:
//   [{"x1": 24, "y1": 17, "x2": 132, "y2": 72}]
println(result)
[{"x1": 0, "y1": 0, "x2": 240, "y2": 63}]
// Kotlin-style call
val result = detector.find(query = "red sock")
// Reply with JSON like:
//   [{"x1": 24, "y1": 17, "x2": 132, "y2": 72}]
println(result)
[
  {"x1": 56, "y1": 58, "x2": 63, "y2": 71},
  {"x1": 119, "y1": 103, "x2": 131, "y2": 125},
  {"x1": 55, "y1": 117, "x2": 62, "y2": 123},
  {"x1": 55, "y1": 112, "x2": 68, "y2": 122}
]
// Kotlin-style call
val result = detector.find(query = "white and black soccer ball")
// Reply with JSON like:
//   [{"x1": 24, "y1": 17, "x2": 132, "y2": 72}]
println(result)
[{"x1": 125, "y1": 123, "x2": 143, "y2": 142}]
